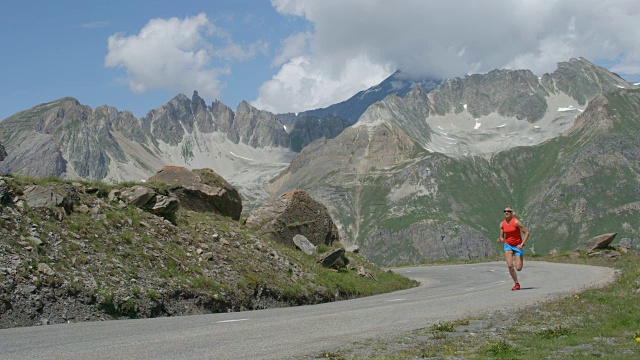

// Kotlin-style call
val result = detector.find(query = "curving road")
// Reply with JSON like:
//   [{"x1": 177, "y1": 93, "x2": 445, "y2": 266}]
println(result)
[{"x1": 0, "y1": 261, "x2": 615, "y2": 360}]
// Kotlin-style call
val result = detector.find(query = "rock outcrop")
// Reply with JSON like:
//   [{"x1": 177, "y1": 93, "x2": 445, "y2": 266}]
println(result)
[
  {"x1": 147, "y1": 166, "x2": 242, "y2": 220},
  {"x1": 0, "y1": 141, "x2": 6, "y2": 161},
  {"x1": 16, "y1": 184, "x2": 79, "y2": 216},
  {"x1": 576, "y1": 233, "x2": 617, "y2": 252},
  {"x1": 317, "y1": 248, "x2": 348, "y2": 269},
  {"x1": 247, "y1": 190, "x2": 339, "y2": 248},
  {"x1": 22, "y1": 185, "x2": 64, "y2": 209},
  {"x1": 0, "y1": 178, "x2": 9, "y2": 204},
  {"x1": 119, "y1": 185, "x2": 180, "y2": 222}
]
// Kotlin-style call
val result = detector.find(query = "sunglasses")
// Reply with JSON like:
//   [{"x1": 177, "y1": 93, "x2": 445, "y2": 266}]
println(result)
[{"x1": 503, "y1": 210, "x2": 513, "y2": 213}]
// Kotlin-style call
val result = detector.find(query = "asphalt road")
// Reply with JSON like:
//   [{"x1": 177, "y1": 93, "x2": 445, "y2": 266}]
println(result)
[{"x1": 0, "y1": 261, "x2": 615, "y2": 360}]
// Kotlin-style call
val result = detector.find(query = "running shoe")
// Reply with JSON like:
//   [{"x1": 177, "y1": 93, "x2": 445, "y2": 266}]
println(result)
[{"x1": 511, "y1": 283, "x2": 520, "y2": 291}]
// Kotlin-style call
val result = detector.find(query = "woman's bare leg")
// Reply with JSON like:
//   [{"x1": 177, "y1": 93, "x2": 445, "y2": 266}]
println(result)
[
  {"x1": 505, "y1": 251, "x2": 518, "y2": 284},
  {"x1": 515, "y1": 254, "x2": 523, "y2": 271}
]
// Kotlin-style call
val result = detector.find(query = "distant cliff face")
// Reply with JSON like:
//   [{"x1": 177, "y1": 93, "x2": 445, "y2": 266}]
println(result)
[
  {"x1": 230, "y1": 101, "x2": 290, "y2": 148},
  {"x1": 269, "y1": 58, "x2": 640, "y2": 265},
  {"x1": 289, "y1": 115, "x2": 350, "y2": 152}
]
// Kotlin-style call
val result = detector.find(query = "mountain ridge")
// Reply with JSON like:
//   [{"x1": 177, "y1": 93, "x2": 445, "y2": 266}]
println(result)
[
  {"x1": 277, "y1": 70, "x2": 441, "y2": 125},
  {"x1": 1, "y1": 57, "x2": 637, "y2": 265},
  {"x1": 267, "y1": 58, "x2": 639, "y2": 264}
]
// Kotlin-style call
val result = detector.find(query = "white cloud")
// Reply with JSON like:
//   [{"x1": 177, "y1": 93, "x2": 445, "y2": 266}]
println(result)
[
  {"x1": 272, "y1": 32, "x2": 311, "y2": 67},
  {"x1": 256, "y1": 0, "x2": 640, "y2": 113},
  {"x1": 105, "y1": 13, "x2": 263, "y2": 100},
  {"x1": 252, "y1": 55, "x2": 392, "y2": 113}
]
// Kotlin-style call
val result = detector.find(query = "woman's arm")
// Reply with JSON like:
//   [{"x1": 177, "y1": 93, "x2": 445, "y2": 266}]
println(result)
[{"x1": 516, "y1": 220, "x2": 530, "y2": 245}]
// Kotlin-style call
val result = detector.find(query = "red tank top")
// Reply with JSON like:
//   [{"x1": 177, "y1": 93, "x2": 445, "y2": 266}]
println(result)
[{"x1": 501, "y1": 218, "x2": 522, "y2": 246}]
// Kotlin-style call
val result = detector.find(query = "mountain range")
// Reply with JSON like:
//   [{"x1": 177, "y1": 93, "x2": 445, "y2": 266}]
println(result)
[
  {"x1": 1, "y1": 57, "x2": 638, "y2": 265},
  {"x1": 0, "y1": 93, "x2": 296, "y2": 211},
  {"x1": 268, "y1": 58, "x2": 639, "y2": 264},
  {"x1": 276, "y1": 70, "x2": 441, "y2": 125}
]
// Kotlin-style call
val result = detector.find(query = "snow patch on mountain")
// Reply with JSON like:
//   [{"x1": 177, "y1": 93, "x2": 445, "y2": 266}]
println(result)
[
  {"x1": 424, "y1": 92, "x2": 583, "y2": 157},
  {"x1": 558, "y1": 105, "x2": 583, "y2": 112}
]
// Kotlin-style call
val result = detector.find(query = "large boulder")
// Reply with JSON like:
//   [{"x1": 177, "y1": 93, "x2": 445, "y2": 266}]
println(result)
[
  {"x1": 147, "y1": 166, "x2": 242, "y2": 220},
  {"x1": 575, "y1": 233, "x2": 617, "y2": 252},
  {"x1": 246, "y1": 190, "x2": 339, "y2": 248}
]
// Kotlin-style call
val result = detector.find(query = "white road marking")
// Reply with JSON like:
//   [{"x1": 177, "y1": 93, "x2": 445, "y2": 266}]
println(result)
[
  {"x1": 387, "y1": 299, "x2": 406, "y2": 302},
  {"x1": 217, "y1": 319, "x2": 249, "y2": 324}
]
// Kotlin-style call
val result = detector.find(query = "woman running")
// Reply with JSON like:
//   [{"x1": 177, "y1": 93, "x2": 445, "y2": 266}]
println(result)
[{"x1": 497, "y1": 206, "x2": 530, "y2": 290}]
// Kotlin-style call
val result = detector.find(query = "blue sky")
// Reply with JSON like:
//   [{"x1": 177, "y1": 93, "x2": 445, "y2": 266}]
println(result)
[
  {"x1": 1, "y1": 0, "x2": 639, "y2": 121},
  {"x1": 0, "y1": 0, "x2": 308, "y2": 119}
]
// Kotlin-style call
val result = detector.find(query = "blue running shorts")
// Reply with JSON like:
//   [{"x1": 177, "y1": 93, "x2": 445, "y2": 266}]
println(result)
[{"x1": 504, "y1": 243, "x2": 524, "y2": 257}]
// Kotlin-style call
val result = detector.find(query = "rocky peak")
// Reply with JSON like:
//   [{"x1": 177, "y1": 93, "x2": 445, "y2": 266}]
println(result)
[
  {"x1": 101, "y1": 107, "x2": 146, "y2": 143},
  {"x1": 190, "y1": 91, "x2": 215, "y2": 133},
  {"x1": 211, "y1": 99, "x2": 235, "y2": 134},
  {"x1": 422, "y1": 58, "x2": 634, "y2": 124},
  {"x1": 140, "y1": 93, "x2": 292, "y2": 148},
  {"x1": 0, "y1": 96, "x2": 132, "y2": 180},
  {"x1": 191, "y1": 90, "x2": 205, "y2": 108},
  {"x1": 281, "y1": 70, "x2": 441, "y2": 125},
  {"x1": 428, "y1": 68, "x2": 548, "y2": 122},
  {"x1": 94, "y1": 105, "x2": 120, "y2": 123},
  {"x1": 355, "y1": 87, "x2": 433, "y2": 147},
  {"x1": 549, "y1": 57, "x2": 633, "y2": 105},
  {"x1": 230, "y1": 101, "x2": 290, "y2": 148},
  {"x1": 140, "y1": 93, "x2": 197, "y2": 147},
  {"x1": 35, "y1": 98, "x2": 92, "y2": 134}
]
